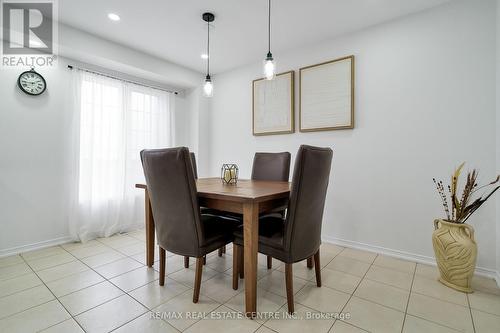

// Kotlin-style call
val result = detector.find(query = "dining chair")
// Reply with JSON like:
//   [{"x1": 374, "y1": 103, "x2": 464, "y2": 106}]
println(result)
[
  {"x1": 190, "y1": 152, "x2": 198, "y2": 179},
  {"x1": 184, "y1": 152, "x2": 208, "y2": 268},
  {"x1": 252, "y1": 152, "x2": 291, "y2": 269},
  {"x1": 232, "y1": 145, "x2": 333, "y2": 313},
  {"x1": 141, "y1": 147, "x2": 236, "y2": 303},
  {"x1": 251, "y1": 152, "x2": 291, "y2": 183},
  {"x1": 208, "y1": 152, "x2": 291, "y2": 266},
  {"x1": 229, "y1": 152, "x2": 291, "y2": 270}
]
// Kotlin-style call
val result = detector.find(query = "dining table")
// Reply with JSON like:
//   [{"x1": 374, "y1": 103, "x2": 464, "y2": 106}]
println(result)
[{"x1": 136, "y1": 177, "x2": 290, "y2": 316}]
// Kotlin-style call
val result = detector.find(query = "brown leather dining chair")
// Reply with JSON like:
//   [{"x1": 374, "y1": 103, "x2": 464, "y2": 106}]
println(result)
[
  {"x1": 214, "y1": 152, "x2": 291, "y2": 267},
  {"x1": 252, "y1": 152, "x2": 291, "y2": 269},
  {"x1": 186, "y1": 152, "x2": 213, "y2": 267},
  {"x1": 190, "y1": 152, "x2": 198, "y2": 179},
  {"x1": 232, "y1": 145, "x2": 333, "y2": 313},
  {"x1": 185, "y1": 152, "x2": 205, "y2": 268},
  {"x1": 251, "y1": 152, "x2": 291, "y2": 183},
  {"x1": 141, "y1": 147, "x2": 236, "y2": 303}
]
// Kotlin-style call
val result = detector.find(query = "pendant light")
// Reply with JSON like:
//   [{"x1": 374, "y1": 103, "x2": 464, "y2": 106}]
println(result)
[
  {"x1": 202, "y1": 12, "x2": 215, "y2": 97},
  {"x1": 263, "y1": 0, "x2": 275, "y2": 80}
]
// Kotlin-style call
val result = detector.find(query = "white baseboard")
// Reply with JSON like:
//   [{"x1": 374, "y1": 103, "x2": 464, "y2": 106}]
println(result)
[
  {"x1": 322, "y1": 235, "x2": 500, "y2": 283},
  {"x1": 0, "y1": 236, "x2": 73, "y2": 258}
]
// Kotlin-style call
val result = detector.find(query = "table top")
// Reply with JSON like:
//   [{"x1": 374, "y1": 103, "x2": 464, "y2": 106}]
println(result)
[{"x1": 136, "y1": 177, "x2": 291, "y2": 203}]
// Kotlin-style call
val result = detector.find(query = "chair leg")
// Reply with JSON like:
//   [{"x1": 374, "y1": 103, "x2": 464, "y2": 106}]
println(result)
[
  {"x1": 159, "y1": 247, "x2": 166, "y2": 286},
  {"x1": 232, "y1": 245, "x2": 240, "y2": 290},
  {"x1": 184, "y1": 256, "x2": 189, "y2": 268},
  {"x1": 238, "y1": 247, "x2": 244, "y2": 279},
  {"x1": 267, "y1": 255, "x2": 272, "y2": 269},
  {"x1": 307, "y1": 257, "x2": 313, "y2": 269},
  {"x1": 222, "y1": 245, "x2": 226, "y2": 254},
  {"x1": 285, "y1": 263, "x2": 294, "y2": 313},
  {"x1": 314, "y1": 249, "x2": 321, "y2": 287},
  {"x1": 193, "y1": 257, "x2": 203, "y2": 303},
  {"x1": 218, "y1": 247, "x2": 223, "y2": 257}
]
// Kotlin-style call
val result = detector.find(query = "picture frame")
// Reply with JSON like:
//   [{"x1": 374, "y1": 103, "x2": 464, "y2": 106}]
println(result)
[
  {"x1": 252, "y1": 70, "x2": 294, "y2": 136},
  {"x1": 299, "y1": 55, "x2": 354, "y2": 132}
]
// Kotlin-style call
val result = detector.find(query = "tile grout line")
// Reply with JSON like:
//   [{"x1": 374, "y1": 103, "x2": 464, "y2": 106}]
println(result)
[
  {"x1": 406, "y1": 267, "x2": 478, "y2": 332},
  {"x1": 467, "y1": 293, "x2": 476, "y2": 333},
  {"x1": 344, "y1": 259, "x2": 464, "y2": 333},
  {"x1": 409, "y1": 289, "x2": 472, "y2": 308},
  {"x1": 332, "y1": 252, "x2": 379, "y2": 333},
  {"x1": 7, "y1": 239, "x2": 267, "y2": 330},
  {"x1": 261, "y1": 248, "x2": 345, "y2": 305},
  {"x1": 323, "y1": 247, "x2": 363, "y2": 333},
  {"x1": 406, "y1": 313, "x2": 464, "y2": 332},
  {"x1": 149, "y1": 288, "x2": 224, "y2": 332},
  {"x1": 0, "y1": 279, "x2": 44, "y2": 299},
  {"x1": 272, "y1": 247, "x2": 346, "y2": 332},
  {"x1": 60, "y1": 242, "x2": 227, "y2": 332},
  {"x1": 0, "y1": 270, "x2": 34, "y2": 283},
  {"x1": 220, "y1": 247, "x2": 345, "y2": 330},
  {"x1": 357, "y1": 274, "x2": 412, "y2": 292},
  {"x1": 400, "y1": 259, "x2": 417, "y2": 333},
  {"x1": 339, "y1": 252, "x2": 377, "y2": 309},
  {"x1": 64, "y1": 232, "x2": 178, "y2": 332},
  {"x1": 0, "y1": 255, "x2": 25, "y2": 269},
  {"x1": 184, "y1": 303, "x2": 226, "y2": 332},
  {"x1": 56, "y1": 244, "x2": 157, "y2": 331},
  {"x1": 376, "y1": 264, "x2": 478, "y2": 307},
  {"x1": 18, "y1": 248, "x2": 88, "y2": 333}
]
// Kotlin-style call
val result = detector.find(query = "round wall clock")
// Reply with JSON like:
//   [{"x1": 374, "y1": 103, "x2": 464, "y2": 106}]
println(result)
[{"x1": 17, "y1": 69, "x2": 47, "y2": 96}]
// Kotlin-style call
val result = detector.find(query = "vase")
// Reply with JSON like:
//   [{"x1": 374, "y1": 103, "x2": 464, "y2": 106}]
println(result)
[{"x1": 432, "y1": 219, "x2": 477, "y2": 293}]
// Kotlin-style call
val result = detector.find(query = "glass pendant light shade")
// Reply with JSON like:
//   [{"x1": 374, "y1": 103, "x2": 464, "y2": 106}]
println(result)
[
  {"x1": 263, "y1": 52, "x2": 276, "y2": 80},
  {"x1": 203, "y1": 75, "x2": 213, "y2": 97}
]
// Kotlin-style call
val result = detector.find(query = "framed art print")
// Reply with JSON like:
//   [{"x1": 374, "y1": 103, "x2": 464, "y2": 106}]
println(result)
[
  {"x1": 299, "y1": 55, "x2": 354, "y2": 132},
  {"x1": 252, "y1": 70, "x2": 294, "y2": 136}
]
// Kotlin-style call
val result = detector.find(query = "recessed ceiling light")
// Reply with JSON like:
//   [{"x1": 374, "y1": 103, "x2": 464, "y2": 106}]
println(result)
[
  {"x1": 108, "y1": 13, "x2": 120, "y2": 21},
  {"x1": 201, "y1": 54, "x2": 209, "y2": 59}
]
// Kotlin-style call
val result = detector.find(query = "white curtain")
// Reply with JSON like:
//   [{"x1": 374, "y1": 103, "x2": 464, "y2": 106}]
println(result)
[{"x1": 69, "y1": 70, "x2": 174, "y2": 242}]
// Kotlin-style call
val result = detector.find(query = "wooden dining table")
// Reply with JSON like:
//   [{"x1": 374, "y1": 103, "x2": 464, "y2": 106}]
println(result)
[{"x1": 136, "y1": 177, "x2": 290, "y2": 316}]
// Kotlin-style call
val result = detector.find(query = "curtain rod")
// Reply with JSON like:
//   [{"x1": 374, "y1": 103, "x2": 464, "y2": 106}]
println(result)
[{"x1": 67, "y1": 64, "x2": 179, "y2": 95}]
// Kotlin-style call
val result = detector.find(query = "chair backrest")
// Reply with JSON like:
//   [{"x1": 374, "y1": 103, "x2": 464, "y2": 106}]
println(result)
[
  {"x1": 284, "y1": 145, "x2": 333, "y2": 261},
  {"x1": 140, "y1": 147, "x2": 203, "y2": 256},
  {"x1": 251, "y1": 152, "x2": 291, "y2": 182},
  {"x1": 190, "y1": 152, "x2": 198, "y2": 179}
]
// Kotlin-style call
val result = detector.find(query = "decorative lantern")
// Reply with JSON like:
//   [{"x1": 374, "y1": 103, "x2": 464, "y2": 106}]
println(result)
[{"x1": 221, "y1": 164, "x2": 238, "y2": 185}]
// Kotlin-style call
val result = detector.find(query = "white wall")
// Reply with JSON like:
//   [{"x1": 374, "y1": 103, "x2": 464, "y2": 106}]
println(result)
[
  {"x1": 0, "y1": 26, "x2": 202, "y2": 255},
  {"x1": 0, "y1": 59, "x2": 74, "y2": 254},
  {"x1": 496, "y1": 0, "x2": 500, "y2": 280},
  {"x1": 186, "y1": 87, "x2": 212, "y2": 177},
  {"x1": 209, "y1": 0, "x2": 498, "y2": 272}
]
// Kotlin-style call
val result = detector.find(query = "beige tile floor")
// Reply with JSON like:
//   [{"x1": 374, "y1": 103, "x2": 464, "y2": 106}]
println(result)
[{"x1": 0, "y1": 229, "x2": 499, "y2": 333}]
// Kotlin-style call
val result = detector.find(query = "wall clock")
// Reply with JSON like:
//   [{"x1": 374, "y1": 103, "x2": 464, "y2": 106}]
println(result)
[{"x1": 17, "y1": 68, "x2": 47, "y2": 96}]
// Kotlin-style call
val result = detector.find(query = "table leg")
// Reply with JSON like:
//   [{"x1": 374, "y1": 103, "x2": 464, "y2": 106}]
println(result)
[
  {"x1": 144, "y1": 189, "x2": 155, "y2": 267},
  {"x1": 243, "y1": 202, "x2": 259, "y2": 317}
]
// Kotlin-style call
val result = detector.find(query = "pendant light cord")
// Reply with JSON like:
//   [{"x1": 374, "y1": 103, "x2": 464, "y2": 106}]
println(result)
[
  {"x1": 207, "y1": 20, "x2": 210, "y2": 76},
  {"x1": 268, "y1": 0, "x2": 271, "y2": 53}
]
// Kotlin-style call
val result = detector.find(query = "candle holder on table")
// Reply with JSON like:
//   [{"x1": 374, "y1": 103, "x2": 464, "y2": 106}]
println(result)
[{"x1": 221, "y1": 164, "x2": 238, "y2": 185}]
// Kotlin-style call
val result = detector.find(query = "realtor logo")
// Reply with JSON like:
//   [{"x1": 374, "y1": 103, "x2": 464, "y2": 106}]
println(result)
[{"x1": 1, "y1": 0, "x2": 58, "y2": 67}]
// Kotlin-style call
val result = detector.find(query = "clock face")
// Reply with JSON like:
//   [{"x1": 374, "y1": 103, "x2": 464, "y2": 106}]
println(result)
[{"x1": 18, "y1": 70, "x2": 47, "y2": 96}]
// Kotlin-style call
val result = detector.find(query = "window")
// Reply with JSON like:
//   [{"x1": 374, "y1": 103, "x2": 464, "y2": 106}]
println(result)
[{"x1": 73, "y1": 70, "x2": 173, "y2": 240}]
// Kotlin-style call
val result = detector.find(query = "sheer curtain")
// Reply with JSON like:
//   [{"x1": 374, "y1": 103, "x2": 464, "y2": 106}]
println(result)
[{"x1": 69, "y1": 70, "x2": 174, "y2": 242}]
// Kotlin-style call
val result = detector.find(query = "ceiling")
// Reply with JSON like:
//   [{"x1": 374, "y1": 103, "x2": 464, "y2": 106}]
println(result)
[{"x1": 58, "y1": 0, "x2": 453, "y2": 74}]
